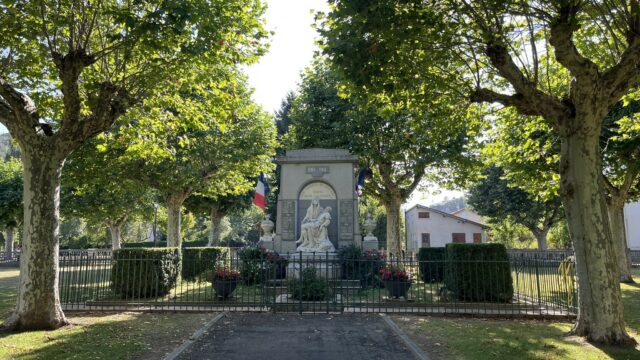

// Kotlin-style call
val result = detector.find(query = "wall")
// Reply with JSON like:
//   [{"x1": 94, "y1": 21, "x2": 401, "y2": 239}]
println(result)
[{"x1": 624, "y1": 201, "x2": 640, "y2": 250}]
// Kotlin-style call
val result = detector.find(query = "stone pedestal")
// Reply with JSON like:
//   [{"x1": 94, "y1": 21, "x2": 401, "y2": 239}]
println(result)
[
  {"x1": 361, "y1": 213, "x2": 379, "y2": 251},
  {"x1": 285, "y1": 252, "x2": 341, "y2": 280},
  {"x1": 362, "y1": 236, "x2": 379, "y2": 252},
  {"x1": 257, "y1": 238, "x2": 274, "y2": 250}
]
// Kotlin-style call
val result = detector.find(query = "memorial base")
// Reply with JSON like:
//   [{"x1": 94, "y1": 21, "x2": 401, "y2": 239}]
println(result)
[{"x1": 285, "y1": 252, "x2": 341, "y2": 280}]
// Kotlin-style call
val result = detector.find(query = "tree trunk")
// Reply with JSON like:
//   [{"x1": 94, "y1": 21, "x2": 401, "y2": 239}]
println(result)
[
  {"x1": 559, "y1": 121, "x2": 634, "y2": 345},
  {"x1": 608, "y1": 202, "x2": 635, "y2": 284},
  {"x1": 384, "y1": 197, "x2": 403, "y2": 257},
  {"x1": 208, "y1": 208, "x2": 224, "y2": 247},
  {"x1": 531, "y1": 227, "x2": 549, "y2": 250},
  {"x1": 166, "y1": 192, "x2": 188, "y2": 248},
  {"x1": 4, "y1": 227, "x2": 14, "y2": 260},
  {"x1": 2, "y1": 150, "x2": 68, "y2": 331},
  {"x1": 108, "y1": 224, "x2": 122, "y2": 250}
]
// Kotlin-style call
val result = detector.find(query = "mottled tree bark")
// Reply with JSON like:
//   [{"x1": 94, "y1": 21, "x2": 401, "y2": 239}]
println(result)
[
  {"x1": 608, "y1": 203, "x2": 635, "y2": 283},
  {"x1": 531, "y1": 227, "x2": 549, "y2": 251},
  {"x1": 166, "y1": 192, "x2": 189, "y2": 248},
  {"x1": 108, "y1": 224, "x2": 122, "y2": 250},
  {"x1": 4, "y1": 228, "x2": 14, "y2": 260},
  {"x1": 384, "y1": 197, "x2": 403, "y2": 256},
  {"x1": 3, "y1": 149, "x2": 68, "y2": 330},
  {"x1": 207, "y1": 207, "x2": 224, "y2": 247},
  {"x1": 559, "y1": 120, "x2": 633, "y2": 345}
]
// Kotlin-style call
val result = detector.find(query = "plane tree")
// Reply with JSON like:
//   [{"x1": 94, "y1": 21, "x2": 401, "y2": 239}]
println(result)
[
  {"x1": 0, "y1": 0, "x2": 268, "y2": 330},
  {"x1": 319, "y1": 0, "x2": 640, "y2": 344}
]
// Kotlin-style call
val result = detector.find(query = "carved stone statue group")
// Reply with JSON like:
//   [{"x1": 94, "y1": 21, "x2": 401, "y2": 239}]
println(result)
[{"x1": 296, "y1": 197, "x2": 336, "y2": 252}]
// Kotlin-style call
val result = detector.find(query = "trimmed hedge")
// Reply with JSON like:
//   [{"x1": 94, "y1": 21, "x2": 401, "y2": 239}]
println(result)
[
  {"x1": 123, "y1": 241, "x2": 167, "y2": 248},
  {"x1": 444, "y1": 243, "x2": 513, "y2": 303},
  {"x1": 418, "y1": 247, "x2": 446, "y2": 283},
  {"x1": 181, "y1": 247, "x2": 228, "y2": 281},
  {"x1": 122, "y1": 239, "x2": 209, "y2": 248},
  {"x1": 111, "y1": 248, "x2": 181, "y2": 298}
]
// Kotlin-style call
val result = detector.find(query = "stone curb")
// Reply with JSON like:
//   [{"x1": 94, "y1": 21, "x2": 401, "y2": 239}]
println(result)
[
  {"x1": 163, "y1": 311, "x2": 228, "y2": 360},
  {"x1": 380, "y1": 314, "x2": 431, "y2": 360}
]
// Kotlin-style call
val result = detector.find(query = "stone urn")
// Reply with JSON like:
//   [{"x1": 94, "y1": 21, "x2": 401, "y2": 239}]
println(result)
[
  {"x1": 363, "y1": 213, "x2": 376, "y2": 237},
  {"x1": 260, "y1": 214, "x2": 275, "y2": 238}
]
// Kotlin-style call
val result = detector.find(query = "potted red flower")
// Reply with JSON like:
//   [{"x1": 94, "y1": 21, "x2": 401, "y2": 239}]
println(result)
[
  {"x1": 379, "y1": 265, "x2": 412, "y2": 299},
  {"x1": 210, "y1": 268, "x2": 241, "y2": 299}
]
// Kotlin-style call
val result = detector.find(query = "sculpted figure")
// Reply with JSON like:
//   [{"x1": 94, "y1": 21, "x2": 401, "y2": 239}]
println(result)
[
  {"x1": 296, "y1": 197, "x2": 322, "y2": 250},
  {"x1": 296, "y1": 205, "x2": 335, "y2": 252}
]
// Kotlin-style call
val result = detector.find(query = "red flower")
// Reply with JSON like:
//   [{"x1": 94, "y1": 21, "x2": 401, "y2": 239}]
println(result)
[
  {"x1": 379, "y1": 266, "x2": 410, "y2": 281},
  {"x1": 211, "y1": 268, "x2": 240, "y2": 281}
]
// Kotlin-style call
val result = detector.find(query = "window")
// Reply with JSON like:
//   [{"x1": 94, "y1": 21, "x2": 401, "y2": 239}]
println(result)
[
  {"x1": 452, "y1": 233, "x2": 466, "y2": 243},
  {"x1": 473, "y1": 233, "x2": 482, "y2": 244},
  {"x1": 418, "y1": 211, "x2": 430, "y2": 219},
  {"x1": 421, "y1": 233, "x2": 431, "y2": 248}
]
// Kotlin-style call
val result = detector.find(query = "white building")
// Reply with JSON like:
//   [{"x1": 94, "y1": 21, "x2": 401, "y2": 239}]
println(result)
[
  {"x1": 405, "y1": 205, "x2": 488, "y2": 252},
  {"x1": 624, "y1": 201, "x2": 640, "y2": 250}
]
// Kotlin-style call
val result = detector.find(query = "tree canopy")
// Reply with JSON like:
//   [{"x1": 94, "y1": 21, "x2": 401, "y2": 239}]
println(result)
[
  {"x1": 0, "y1": 158, "x2": 22, "y2": 230},
  {"x1": 468, "y1": 166, "x2": 562, "y2": 250}
]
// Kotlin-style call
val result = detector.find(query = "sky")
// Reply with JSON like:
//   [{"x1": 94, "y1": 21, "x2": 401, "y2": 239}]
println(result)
[{"x1": 245, "y1": 0, "x2": 329, "y2": 113}]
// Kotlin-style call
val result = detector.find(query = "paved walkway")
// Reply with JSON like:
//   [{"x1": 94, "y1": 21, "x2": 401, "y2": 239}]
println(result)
[{"x1": 175, "y1": 313, "x2": 417, "y2": 360}]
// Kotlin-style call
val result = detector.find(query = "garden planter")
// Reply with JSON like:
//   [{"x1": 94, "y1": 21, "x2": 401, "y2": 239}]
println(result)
[
  {"x1": 212, "y1": 279, "x2": 239, "y2": 299},
  {"x1": 384, "y1": 280, "x2": 412, "y2": 299}
]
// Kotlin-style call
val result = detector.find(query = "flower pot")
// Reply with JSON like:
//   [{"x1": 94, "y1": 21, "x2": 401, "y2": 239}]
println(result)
[
  {"x1": 384, "y1": 280, "x2": 412, "y2": 299},
  {"x1": 212, "y1": 279, "x2": 239, "y2": 299}
]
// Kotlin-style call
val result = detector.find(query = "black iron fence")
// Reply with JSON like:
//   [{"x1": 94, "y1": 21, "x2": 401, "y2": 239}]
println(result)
[
  {"x1": 631, "y1": 250, "x2": 640, "y2": 267},
  {"x1": 0, "y1": 250, "x2": 20, "y2": 266},
  {"x1": 58, "y1": 249, "x2": 577, "y2": 317}
]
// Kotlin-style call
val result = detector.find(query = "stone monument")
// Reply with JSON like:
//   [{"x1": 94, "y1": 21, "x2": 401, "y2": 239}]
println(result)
[{"x1": 273, "y1": 148, "x2": 361, "y2": 254}]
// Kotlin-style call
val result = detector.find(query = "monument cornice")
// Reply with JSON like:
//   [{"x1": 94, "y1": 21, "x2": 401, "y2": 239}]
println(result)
[{"x1": 276, "y1": 148, "x2": 359, "y2": 164}]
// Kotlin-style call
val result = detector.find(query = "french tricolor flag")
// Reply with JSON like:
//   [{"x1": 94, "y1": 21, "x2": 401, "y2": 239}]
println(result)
[{"x1": 253, "y1": 173, "x2": 268, "y2": 209}]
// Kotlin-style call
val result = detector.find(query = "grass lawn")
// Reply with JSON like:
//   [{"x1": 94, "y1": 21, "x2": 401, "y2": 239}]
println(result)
[
  {"x1": 394, "y1": 268, "x2": 640, "y2": 360},
  {"x1": 0, "y1": 268, "x2": 215, "y2": 360}
]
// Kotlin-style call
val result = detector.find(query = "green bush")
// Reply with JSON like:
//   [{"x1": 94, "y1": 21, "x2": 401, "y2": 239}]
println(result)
[
  {"x1": 238, "y1": 247, "x2": 265, "y2": 285},
  {"x1": 338, "y1": 244, "x2": 363, "y2": 280},
  {"x1": 444, "y1": 243, "x2": 513, "y2": 303},
  {"x1": 111, "y1": 248, "x2": 181, "y2": 298},
  {"x1": 337, "y1": 245, "x2": 386, "y2": 288},
  {"x1": 122, "y1": 239, "x2": 209, "y2": 248},
  {"x1": 123, "y1": 241, "x2": 167, "y2": 248},
  {"x1": 288, "y1": 268, "x2": 331, "y2": 301},
  {"x1": 418, "y1": 247, "x2": 446, "y2": 283},
  {"x1": 181, "y1": 247, "x2": 228, "y2": 282}
]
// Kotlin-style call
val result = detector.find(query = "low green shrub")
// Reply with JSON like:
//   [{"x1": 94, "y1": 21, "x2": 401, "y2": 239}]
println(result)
[
  {"x1": 123, "y1": 241, "x2": 167, "y2": 248},
  {"x1": 337, "y1": 245, "x2": 386, "y2": 288},
  {"x1": 238, "y1": 247, "x2": 265, "y2": 285},
  {"x1": 338, "y1": 244, "x2": 363, "y2": 280},
  {"x1": 111, "y1": 248, "x2": 181, "y2": 298},
  {"x1": 288, "y1": 268, "x2": 331, "y2": 301},
  {"x1": 418, "y1": 247, "x2": 446, "y2": 283},
  {"x1": 181, "y1": 247, "x2": 228, "y2": 282},
  {"x1": 122, "y1": 239, "x2": 208, "y2": 248},
  {"x1": 444, "y1": 243, "x2": 513, "y2": 303}
]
